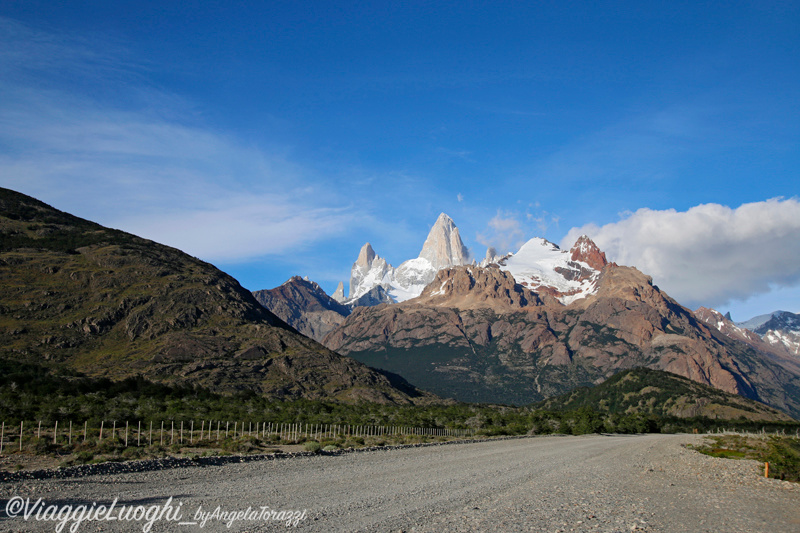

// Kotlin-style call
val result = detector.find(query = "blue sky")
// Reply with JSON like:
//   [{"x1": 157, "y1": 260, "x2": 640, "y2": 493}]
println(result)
[{"x1": 1, "y1": 1, "x2": 798, "y2": 321}]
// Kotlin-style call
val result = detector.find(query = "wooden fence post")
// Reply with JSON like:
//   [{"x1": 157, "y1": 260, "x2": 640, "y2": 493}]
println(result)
[
  {"x1": 99, "y1": 421, "x2": 104, "y2": 442},
  {"x1": 20, "y1": 421, "x2": 24, "y2": 451}
]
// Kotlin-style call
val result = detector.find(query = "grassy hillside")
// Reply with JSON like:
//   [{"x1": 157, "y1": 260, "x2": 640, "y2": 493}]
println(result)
[
  {"x1": 537, "y1": 367, "x2": 794, "y2": 422},
  {"x1": 0, "y1": 187, "x2": 433, "y2": 404}
]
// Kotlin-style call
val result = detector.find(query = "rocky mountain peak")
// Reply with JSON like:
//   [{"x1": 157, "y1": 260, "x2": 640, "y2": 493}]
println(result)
[
  {"x1": 332, "y1": 282, "x2": 346, "y2": 303},
  {"x1": 750, "y1": 311, "x2": 800, "y2": 336},
  {"x1": 337, "y1": 213, "x2": 473, "y2": 305},
  {"x1": 285, "y1": 275, "x2": 320, "y2": 292},
  {"x1": 349, "y1": 243, "x2": 392, "y2": 299},
  {"x1": 413, "y1": 265, "x2": 543, "y2": 310},
  {"x1": 570, "y1": 235, "x2": 608, "y2": 271},
  {"x1": 253, "y1": 277, "x2": 351, "y2": 342},
  {"x1": 356, "y1": 242, "x2": 377, "y2": 269},
  {"x1": 497, "y1": 237, "x2": 604, "y2": 305},
  {"x1": 693, "y1": 306, "x2": 800, "y2": 361},
  {"x1": 418, "y1": 213, "x2": 469, "y2": 269},
  {"x1": 732, "y1": 310, "x2": 800, "y2": 358}
]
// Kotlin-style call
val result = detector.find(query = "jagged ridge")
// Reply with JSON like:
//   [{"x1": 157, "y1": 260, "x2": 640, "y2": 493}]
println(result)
[{"x1": 325, "y1": 257, "x2": 800, "y2": 416}]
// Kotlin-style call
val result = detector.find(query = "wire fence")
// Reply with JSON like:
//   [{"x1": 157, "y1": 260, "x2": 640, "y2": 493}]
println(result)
[{"x1": 0, "y1": 420, "x2": 478, "y2": 453}]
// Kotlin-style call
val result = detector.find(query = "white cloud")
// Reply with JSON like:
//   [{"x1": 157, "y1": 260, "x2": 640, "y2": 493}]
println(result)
[
  {"x1": 476, "y1": 211, "x2": 527, "y2": 254},
  {"x1": 0, "y1": 16, "x2": 361, "y2": 263},
  {"x1": 562, "y1": 199, "x2": 800, "y2": 309},
  {"x1": 0, "y1": 91, "x2": 360, "y2": 262},
  {"x1": 476, "y1": 207, "x2": 562, "y2": 256},
  {"x1": 117, "y1": 199, "x2": 357, "y2": 262}
]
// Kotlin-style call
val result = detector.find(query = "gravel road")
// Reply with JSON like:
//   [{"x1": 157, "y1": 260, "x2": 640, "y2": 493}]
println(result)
[{"x1": 1, "y1": 434, "x2": 798, "y2": 532}]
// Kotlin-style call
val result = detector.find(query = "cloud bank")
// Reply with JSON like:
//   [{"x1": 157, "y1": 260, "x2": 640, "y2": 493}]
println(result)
[{"x1": 562, "y1": 199, "x2": 800, "y2": 309}]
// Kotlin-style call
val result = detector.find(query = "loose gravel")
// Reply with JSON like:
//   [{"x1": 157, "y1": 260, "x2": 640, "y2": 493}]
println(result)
[{"x1": 1, "y1": 434, "x2": 798, "y2": 532}]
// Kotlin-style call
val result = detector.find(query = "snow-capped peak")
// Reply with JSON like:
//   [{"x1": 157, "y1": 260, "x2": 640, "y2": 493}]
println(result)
[
  {"x1": 736, "y1": 310, "x2": 800, "y2": 357},
  {"x1": 349, "y1": 243, "x2": 392, "y2": 300},
  {"x1": 339, "y1": 213, "x2": 471, "y2": 305},
  {"x1": 390, "y1": 213, "x2": 470, "y2": 302},
  {"x1": 497, "y1": 237, "x2": 604, "y2": 305},
  {"x1": 736, "y1": 310, "x2": 800, "y2": 335},
  {"x1": 339, "y1": 220, "x2": 606, "y2": 308},
  {"x1": 697, "y1": 307, "x2": 800, "y2": 358}
]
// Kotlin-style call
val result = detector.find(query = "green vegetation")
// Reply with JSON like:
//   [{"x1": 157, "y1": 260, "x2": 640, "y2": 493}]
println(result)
[
  {"x1": 303, "y1": 441, "x2": 322, "y2": 453},
  {"x1": 0, "y1": 187, "x2": 425, "y2": 403},
  {"x1": 3, "y1": 359, "x2": 800, "y2": 471},
  {"x1": 694, "y1": 435, "x2": 800, "y2": 482},
  {"x1": 536, "y1": 367, "x2": 792, "y2": 422},
  {"x1": 2, "y1": 360, "x2": 799, "y2": 436}
]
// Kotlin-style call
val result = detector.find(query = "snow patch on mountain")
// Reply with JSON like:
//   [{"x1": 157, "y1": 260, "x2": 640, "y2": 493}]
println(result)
[
  {"x1": 701, "y1": 308, "x2": 800, "y2": 359},
  {"x1": 765, "y1": 329, "x2": 800, "y2": 356},
  {"x1": 497, "y1": 237, "x2": 603, "y2": 305},
  {"x1": 740, "y1": 311, "x2": 800, "y2": 357},
  {"x1": 391, "y1": 257, "x2": 438, "y2": 302}
]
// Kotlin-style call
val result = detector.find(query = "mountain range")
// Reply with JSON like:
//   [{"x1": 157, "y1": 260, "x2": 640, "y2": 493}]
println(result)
[
  {"x1": 3, "y1": 187, "x2": 798, "y2": 419},
  {"x1": 694, "y1": 308, "x2": 800, "y2": 361},
  {"x1": 337, "y1": 213, "x2": 471, "y2": 306},
  {"x1": 737, "y1": 310, "x2": 800, "y2": 356},
  {"x1": 258, "y1": 213, "x2": 800, "y2": 417}
]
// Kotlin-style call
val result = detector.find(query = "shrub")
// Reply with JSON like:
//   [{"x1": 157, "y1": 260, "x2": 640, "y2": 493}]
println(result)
[
  {"x1": 303, "y1": 441, "x2": 321, "y2": 453},
  {"x1": 765, "y1": 437, "x2": 800, "y2": 482},
  {"x1": 74, "y1": 450, "x2": 95, "y2": 464}
]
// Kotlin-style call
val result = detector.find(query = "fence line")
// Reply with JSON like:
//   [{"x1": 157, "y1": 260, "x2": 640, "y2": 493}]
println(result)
[{"x1": 0, "y1": 419, "x2": 478, "y2": 453}]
